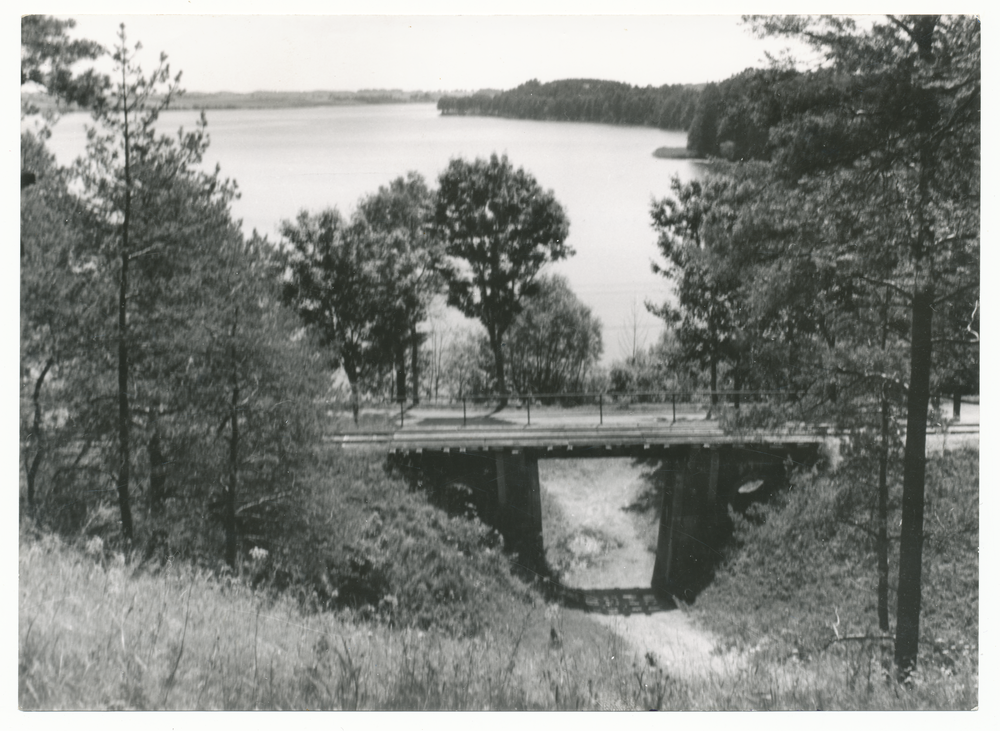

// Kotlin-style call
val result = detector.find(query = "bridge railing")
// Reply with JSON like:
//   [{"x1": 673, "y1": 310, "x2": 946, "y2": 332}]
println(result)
[
  {"x1": 377, "y1": 389, "x2": 811, "y2": 429},
  {"x1": 325, "y1": 389, "x2": 975, "y2": 434}
]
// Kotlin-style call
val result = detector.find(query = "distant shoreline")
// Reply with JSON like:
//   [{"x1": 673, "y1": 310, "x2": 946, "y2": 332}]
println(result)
[
  {"x1": 652, "y1": 146, "x2": 697, "y2": 160},
  {"x1": 22, "y1": 89, "x2": 442, "y2": 114}
]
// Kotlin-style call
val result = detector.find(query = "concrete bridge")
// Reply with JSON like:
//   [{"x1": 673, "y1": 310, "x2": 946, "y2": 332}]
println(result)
[{"x1": 330, "y1": 405, "x2": 828, "y2": 601}]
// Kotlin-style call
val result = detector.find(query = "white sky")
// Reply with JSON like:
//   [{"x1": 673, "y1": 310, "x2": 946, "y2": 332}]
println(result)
[{"x1": 24, "y1": 2, "x2": 845, "y2": 94}]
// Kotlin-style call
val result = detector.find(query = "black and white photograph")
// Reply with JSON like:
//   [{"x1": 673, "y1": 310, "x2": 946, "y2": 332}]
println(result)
[{"x1": 17, "y1": 2, "x2": 980, "y2": 711}]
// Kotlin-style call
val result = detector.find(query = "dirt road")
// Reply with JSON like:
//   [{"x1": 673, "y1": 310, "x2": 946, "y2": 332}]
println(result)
[{"x1": 539, "y1": 458, "x2": 742, "y2": 679}]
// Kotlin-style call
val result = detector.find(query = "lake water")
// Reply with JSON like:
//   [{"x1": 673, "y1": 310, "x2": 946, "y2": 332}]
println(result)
[{"x1": 41, "y1": 103, "x2": 703, "y2": 364}]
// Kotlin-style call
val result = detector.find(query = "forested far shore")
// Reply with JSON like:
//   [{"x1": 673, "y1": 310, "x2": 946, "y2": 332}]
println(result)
[
  {"x1": 438, "y1": 78, "x2": 702, "y2": 130},
  {"x1": 21, "y1": 88, "x2": 442, "y2": 113},
  {"x1": 438, "y1": 65, "x2": 930, "y2": 164}
]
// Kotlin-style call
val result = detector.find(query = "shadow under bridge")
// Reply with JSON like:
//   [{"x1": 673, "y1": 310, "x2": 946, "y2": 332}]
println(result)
[{"x1": 336, "y1": 426, "x2": 827, "y2": 602}]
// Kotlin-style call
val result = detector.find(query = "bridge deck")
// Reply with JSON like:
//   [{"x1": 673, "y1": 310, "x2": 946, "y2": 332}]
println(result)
[
  {"x1": 329, "y1": 407, "x2": 830, "y2": 452},
  {"x1": 327, "y1": 400, "x2": 977, "y2": 453}
]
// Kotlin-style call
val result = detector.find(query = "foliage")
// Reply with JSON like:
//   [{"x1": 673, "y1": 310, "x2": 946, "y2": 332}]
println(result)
[
  {"x1": 277, "y1": 209, "x2": 391, "y2": 420},
  {"x1": 607, "y1": 328, "x2": 699, "y2": 401},
  {"x1": 353, "y1": 172, "x2": 442, "y2": 403},
  {"x1": 477, "y1": 275, "x2": 603, "y2": 398},
  {"x1": 685, "y1": 66, "x2": 846, "y2": 160},
  {"x1": 648, "y1": 174, "x2": 746, "y2": 400},
  {"x1": 435, "y1": 153, "x2": 572, "y2": 402},
  {"x1": 249, "y1": 450, "x2": 528, "y2": 637},
  {"x1": 746, "y1": 13, "x2": 980, "y2": 677},
  {"x1": 21, "y1": 24, "x2": 327, "y2": 571},
  {"x1": 19, "y1": 132, "x2": 96, "y2": 517},
  {"x1": 21, "y1": 15, "x2": 107, "y2": 116},
  {"x1": 438, "y1": 77, "x2": 701, "y2": 131},
  {"x1": 279, "y1": 174, "x2": 444, "y2": 417},
  {"x1": 696, "y1": 449, "x2": 977, "y2": 678}
]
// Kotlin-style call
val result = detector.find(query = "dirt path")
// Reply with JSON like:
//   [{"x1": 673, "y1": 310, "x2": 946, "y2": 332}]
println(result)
[{"x1": 539, "y1": 458, "x2": 741, "y2": 679}]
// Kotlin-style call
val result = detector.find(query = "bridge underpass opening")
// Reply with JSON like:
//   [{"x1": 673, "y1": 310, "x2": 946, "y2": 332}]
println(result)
[
  {"x1": 392, "y1": 443, "x2": 813, "y2": 606},
  {"x1": 538, "y1": 457, "x2": 661, "y2": 591},
  {"x1": 538, "y1": 450, "x2": 790, "y2": 605}
]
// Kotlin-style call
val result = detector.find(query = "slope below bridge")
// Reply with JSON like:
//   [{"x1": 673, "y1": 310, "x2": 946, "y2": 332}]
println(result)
[{"x1": 328, "y1": 401, "x2": 831, "y2": 601}]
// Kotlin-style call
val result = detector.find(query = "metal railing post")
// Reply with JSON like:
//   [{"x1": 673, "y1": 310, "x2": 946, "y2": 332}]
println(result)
[
  {"x1": 399, "y1": 399, "x2": 405, "y2": 429},
  {"x1": 463, "y1": 396, "x2": 467, "y2": 427},
  {"x1": 599, "y1": 392, "x2": 603, "y2": 425},
  {"x1": 526, "y1": 395, "x2": 531, "y2": 426},
  {"x1": 672, "y1": 392, "x2": 676, "y2": 424}
]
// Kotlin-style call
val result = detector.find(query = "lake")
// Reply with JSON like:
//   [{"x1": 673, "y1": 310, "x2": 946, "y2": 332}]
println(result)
[{"x1": 41, "y1": 103, "x2": 704, "y2": 364}]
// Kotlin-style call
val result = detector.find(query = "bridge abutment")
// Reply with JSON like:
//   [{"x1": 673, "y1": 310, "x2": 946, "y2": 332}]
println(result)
[
  {"x1": 650, "y1": 446, "x2": 733, "y2": 601},
  {"x1": 495, "y1": 450, "x2": 545, "y2": 576}
]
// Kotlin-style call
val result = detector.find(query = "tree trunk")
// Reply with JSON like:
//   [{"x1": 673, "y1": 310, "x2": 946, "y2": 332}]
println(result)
[
  {"x1": 343, "y1": 355, "x2": 360, "y2": 425},
  {"x1": 877, "y1": 394, "x2": 890, "y2": 633},
  {"x1": 952, "y1": 391, "x2": 962, "y2": 419},
  {"x1": 226, "y1": 334, "x2": 239, "y2": 570},
  {"x1": 411, "y1": 324, "x2": 421, "y2": 406},
  {"x1": 490, "y1": 329, "x2": 508, "y2": 409},
  {"x1": 895, "y1": 45, "x2": 937, "y2": 679},
  {"x1": 708, "y1": 354, "x2": 718, "y2": 418},
  {"x1": 116, "y1": 71, "x2": 135, "y2": 547},
  {"x1": 733, "y1": 362, "x2": 742, "y2": 411},
  {"x1": 26, "y1": 358, "x2": 54, "y2": 514},
  {"x1": 894, "y1": 286, "x2": 934, "y2": 680},
  {"x1": 395, "y1": 340, "x2": 407, "y2": 407}
]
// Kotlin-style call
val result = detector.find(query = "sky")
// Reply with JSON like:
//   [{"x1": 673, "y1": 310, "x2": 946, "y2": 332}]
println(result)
[{"x1": 37, "y1": 3, "x2": 830, "y2": 94}]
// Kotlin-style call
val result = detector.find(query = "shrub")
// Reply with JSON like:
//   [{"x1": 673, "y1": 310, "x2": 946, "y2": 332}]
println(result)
[
  {"x1": 695, "y1": 448, "x2": 979, "y2": 675},
  {"x1": 248, "y1": 449, "x2": 530, "y2": 636}
]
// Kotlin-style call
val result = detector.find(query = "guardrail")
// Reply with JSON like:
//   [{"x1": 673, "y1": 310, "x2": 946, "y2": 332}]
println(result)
[
  {"x1": 384, "y1": 390, "x2": 805, "y2": 429},
  {"x1": 324, "y1": 389, "x2": 973, "y2": 432}
]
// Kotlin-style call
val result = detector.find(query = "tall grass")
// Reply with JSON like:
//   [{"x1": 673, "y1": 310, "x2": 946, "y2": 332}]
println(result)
[
  {"x1": 17, "y1": 533, "x2": 682, "y2": 709},
  {"x1": 692, "y1": 448, "x2": 979, "y2": 709},
  {"x1": 19, "y1": 449, "x2": 979, "y2": 710}
]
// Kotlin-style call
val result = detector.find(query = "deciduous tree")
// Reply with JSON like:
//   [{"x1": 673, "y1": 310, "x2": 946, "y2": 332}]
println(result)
[
  {"x1": 501, "y1": 275, "x2": 603, "y2": 398},
  {"x1": 435, "y1": 153, "x2": 572, "y2": 407},
  {"x1": 354, "y1": 172, "x2": 441, "y2": 406},
  {"x1": 278, "y1": 209, "x2": 388, "y2": 423}
]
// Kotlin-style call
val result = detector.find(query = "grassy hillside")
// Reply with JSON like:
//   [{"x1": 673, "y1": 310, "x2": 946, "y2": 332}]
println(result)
[
  {"x1": 19, "y1": 449, "x2": 979, "y2": 709},
  {"x1": 693, "y1": 447, "x2": 979, "y2": 707}
]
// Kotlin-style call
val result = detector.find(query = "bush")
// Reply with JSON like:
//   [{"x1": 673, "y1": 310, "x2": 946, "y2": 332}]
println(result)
[
  {"x1": 249, "y1": 450, "x2": 530, "y2": 636},
  {"x1": 695, "y1": 448, "x2": 979, "y2": 674}
]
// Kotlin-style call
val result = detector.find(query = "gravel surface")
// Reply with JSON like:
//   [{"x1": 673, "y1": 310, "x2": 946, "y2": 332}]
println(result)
[{"x1": 539, "y1": 458, "x2": 742, "y2": 679}]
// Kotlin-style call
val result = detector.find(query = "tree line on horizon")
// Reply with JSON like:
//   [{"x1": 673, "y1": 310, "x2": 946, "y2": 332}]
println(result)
[{"x1": 437, "y1": 78, "x2": 702, "y2": 131}]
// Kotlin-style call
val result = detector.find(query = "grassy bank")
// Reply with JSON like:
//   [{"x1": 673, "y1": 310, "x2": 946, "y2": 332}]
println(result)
[
  {"x1": 20, "y1": 527, "x2": 977, "y2": 710},
  {"x1": 693, "y1": 447, "x2": 979, "y2": 708},
  {"x1": 18, "y1": 530, "x2": 680, "y2": 710},
  {"x1": 19, "y1": 449, "x2": 979, "y2": 709}
]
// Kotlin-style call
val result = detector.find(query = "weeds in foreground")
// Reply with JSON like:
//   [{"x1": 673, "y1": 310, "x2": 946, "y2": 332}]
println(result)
[{"x1": 19, "y1": 529, "x2": 977, "y2": 710}]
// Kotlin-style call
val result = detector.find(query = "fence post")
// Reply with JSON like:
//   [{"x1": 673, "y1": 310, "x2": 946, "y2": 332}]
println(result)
[
  {"x1": 463, "y1": 396, "x2": 467, "y2": 427},
  {"x1": 526, "y1": 395, "x2": 531, "y2": 426},
  {"x1": 599, "y1": 392, "x2": 604, "y2": 425},
  {"x1": 672, "y1": 393, "x2": 677, "y2": 424},
  {"x1": 399, "y1": 398, "x2": 405, "y2": 429}
]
